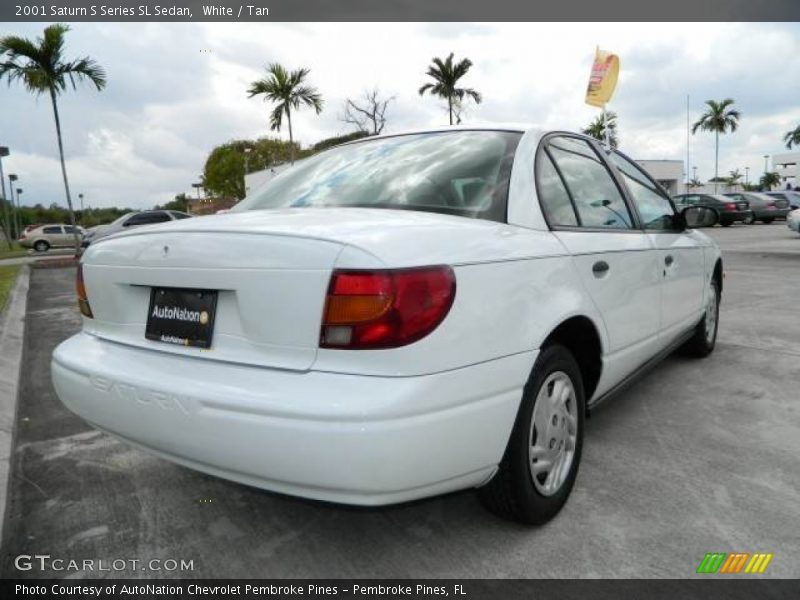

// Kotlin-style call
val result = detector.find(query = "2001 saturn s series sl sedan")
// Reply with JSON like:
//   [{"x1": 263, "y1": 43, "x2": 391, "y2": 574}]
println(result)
[{"x1": 52, "y1": 126, "x2": 722, "y2": 524}]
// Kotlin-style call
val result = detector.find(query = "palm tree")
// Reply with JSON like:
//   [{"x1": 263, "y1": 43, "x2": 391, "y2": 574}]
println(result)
[
  {"x1": 582, "y1": 111, "x2": 619, "y2": 148},
  {"x1": 688, "y1": 177, "x2": 704, "y2": 189},
  {"x1": 783, "y1": 125, "x2": 800, "y2": 149},
  {"x1": 759, "y1": 172, "x2": 780, "y2": 191},
  {"x1": 692, "y1": 99, "x2": 741, "y2": 193},
  {"x1": 418, "y1": 52, "x2": 482, "y2": 125},
  {"x1": 0, "y1": 24, "x2": 106, "y2": 255},
  {"x1": 727, "y1": 169, "x2": 743, "y2": 189},
  {"x1": 247, "y1": 63, "x2": 322, "y2": 163}
]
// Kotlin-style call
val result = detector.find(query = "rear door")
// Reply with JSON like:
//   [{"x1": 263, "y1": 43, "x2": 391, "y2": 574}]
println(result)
[
  {"x1": 537, "y1": 135, "x2": 661, "y2": 366},
  {"x1": 608, "y1": 151, "x2": 706, "y2": 343},
  {"x1": 41, "y1": 225, "x2": 64, "y2": 246}
]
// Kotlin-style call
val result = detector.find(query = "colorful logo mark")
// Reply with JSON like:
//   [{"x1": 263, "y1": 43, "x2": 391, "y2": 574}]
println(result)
[{"x1": 696, "y1": 552, "x2": 773, "y2": 574}]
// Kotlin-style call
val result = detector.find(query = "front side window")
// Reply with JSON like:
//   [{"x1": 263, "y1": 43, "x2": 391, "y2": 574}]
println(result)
[
  {"x1": 609, "y1": 153, "x2": 676, "y2": 230},
  {"x1": 546, "y1": 136, "x2": 633, "y2": 229},
  {"x1": 235, "y1": 131, "x2": 522, "y2": 223}
]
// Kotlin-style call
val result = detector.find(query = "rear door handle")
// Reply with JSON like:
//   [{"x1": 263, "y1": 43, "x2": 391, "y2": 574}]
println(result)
[{"x1": 592, "y1": 261, "x2": 610, "y2": 276}]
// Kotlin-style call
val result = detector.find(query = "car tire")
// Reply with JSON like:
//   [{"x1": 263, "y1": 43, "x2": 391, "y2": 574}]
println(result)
[
  {"x1": 681, "y1": 278, "x2": 720, "y2": 358},
  {"x1": 743, "y1": 214, "x2": 755, "y2": 225},
  {"x1": 761, "y1": 218, "x2": 774, "y2": 224},
  {"x1": 478, "y1": 344, "x2": 585, "y2": 525},
  {"x1": 33, "y1": 240, "x2": 50, "y2": 252}
]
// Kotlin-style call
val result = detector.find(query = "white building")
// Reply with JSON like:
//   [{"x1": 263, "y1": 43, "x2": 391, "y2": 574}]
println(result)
[
  {"x1": 636, "y1": 160, "x2": 684, "y2": 195},
  {"x1": 772, "y1": 151, "x2": 799, "y2": 189}
]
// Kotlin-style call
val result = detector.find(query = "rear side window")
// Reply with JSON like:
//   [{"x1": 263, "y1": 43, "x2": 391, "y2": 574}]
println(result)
[
  {"x1": 42, "y1": 226, "x2": 62, "y2": 234},
  {"x1": 535, "y1": 150, "x2": 578, "y2": 226},
  {"x1": 546, "y1": 136, "x2": 633, "y2": 229}
]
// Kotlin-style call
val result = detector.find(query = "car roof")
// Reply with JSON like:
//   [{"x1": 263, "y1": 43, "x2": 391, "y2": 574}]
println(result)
[{"x1": 337, "y1": 123, "x2": 544, "y2": 148}]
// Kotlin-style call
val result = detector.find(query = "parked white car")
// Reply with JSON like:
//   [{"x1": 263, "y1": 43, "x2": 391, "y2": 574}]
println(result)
[
  {"x1": 787, "y1": 208, "x2": 800, "y2": 234},
  {"x1": 52, "y1": 127, "x2": 721, "y2": 524},
  {"x1": 81, "y1": 209, "x2": 192, "y2": 246}
]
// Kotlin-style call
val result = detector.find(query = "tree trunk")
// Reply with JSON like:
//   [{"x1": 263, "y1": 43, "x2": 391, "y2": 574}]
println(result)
[
  {"x1": 714, "y1": 130, "x2": 719, "y2": 194},
  {"x1": 50, "y1": 89, "x2": 81, "y2": 256},
  {"x1": 448, "y1": 95, "x2": 453, "y2": 126},
  {"x1": 0, "y1": 160, "x2": 12, "y2": 250},
  {"x1": 287, "y1": 105, "x2": 294, "y2": 164}
]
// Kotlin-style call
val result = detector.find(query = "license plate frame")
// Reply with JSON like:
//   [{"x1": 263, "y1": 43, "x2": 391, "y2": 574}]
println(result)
[{"x1": 145, "y1": 287, "x2": 218, "y2": 349}]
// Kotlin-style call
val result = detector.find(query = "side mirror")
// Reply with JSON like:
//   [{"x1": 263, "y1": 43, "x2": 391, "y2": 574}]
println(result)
[{"x1": 681, "y1": 206, "x2": 718, "y2": 229}]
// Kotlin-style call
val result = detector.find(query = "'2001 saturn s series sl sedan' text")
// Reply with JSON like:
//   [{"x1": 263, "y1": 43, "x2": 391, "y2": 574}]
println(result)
[{"x1": 52, "y1": 126, "x2": 722, "y2": 524}]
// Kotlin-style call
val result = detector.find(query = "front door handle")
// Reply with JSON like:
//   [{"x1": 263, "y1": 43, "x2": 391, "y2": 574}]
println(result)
[
  {"x1": 665, "y1": 255, "x2": 674, "y2": 267},
  {"x1": 592, "y1": 261, "x2": 610, "y2": 277}
]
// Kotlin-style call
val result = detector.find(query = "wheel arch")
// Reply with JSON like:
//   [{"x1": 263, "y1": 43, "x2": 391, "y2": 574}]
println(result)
[
  {"x1": 539, "y1": 315, "x2": 603, "y2": 403},
  {"x1": 713, "y1": 257, "x2": 723, "y2": 294}
]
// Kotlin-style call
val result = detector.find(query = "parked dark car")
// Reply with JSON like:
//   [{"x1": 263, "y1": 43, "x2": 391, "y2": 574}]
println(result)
[
  {"x1": 763, "y1": 191, "x2": 800, "y2": 210},
  {"x1": 673, "y1": 193, "x2": 753, "y2": 227},
  {"x1": 724, "y1": 192, "x2": 790, "y2": 223}
]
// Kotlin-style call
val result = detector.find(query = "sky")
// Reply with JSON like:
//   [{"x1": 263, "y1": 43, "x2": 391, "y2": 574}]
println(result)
[{"x1": 1, "y1": 21, "x2": 800, "y2": 210}]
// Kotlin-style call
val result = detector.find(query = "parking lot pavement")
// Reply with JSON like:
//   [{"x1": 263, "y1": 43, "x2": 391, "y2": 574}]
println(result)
[{"x1": 1, "y1": 223, "x2": 798, "y2": 579}]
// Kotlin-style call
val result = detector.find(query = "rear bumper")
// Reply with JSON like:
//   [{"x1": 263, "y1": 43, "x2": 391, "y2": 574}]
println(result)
[
  {"x1": 51, "y1": 333, "x2": 532, "y2": 505},
  {"x1": 719, "y1": 210, "x2": 752, "y2": 224}
]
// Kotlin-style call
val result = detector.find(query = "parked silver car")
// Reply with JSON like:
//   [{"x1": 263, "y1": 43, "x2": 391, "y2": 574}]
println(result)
[
  {"x1": 724, "y1": 192, "x2": 790, "y2": 223},
  {"x1": 82, "y1": 210, "x2": 192, "y2": 246},
  {"x1": 763, "y1": 191, "x2": 800, "y2": 210},
  {"x1": 18, "y1": 224, "x2": 83, "y2": 252}
]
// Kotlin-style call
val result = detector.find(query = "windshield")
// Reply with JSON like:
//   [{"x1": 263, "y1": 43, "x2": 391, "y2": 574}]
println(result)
[{"x1": 234, "y1": 130, "x2": 522, "y2": 222}]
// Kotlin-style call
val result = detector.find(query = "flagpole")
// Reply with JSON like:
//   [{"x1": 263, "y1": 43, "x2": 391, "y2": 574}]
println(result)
[{"x1": 686, "y1": 94, "x2": 690, "y2": 191}]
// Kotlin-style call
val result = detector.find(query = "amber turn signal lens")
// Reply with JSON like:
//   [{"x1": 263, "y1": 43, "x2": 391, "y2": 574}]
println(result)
[{"x1": 76, "y1": 264, "x2": 93, "y2": 318}]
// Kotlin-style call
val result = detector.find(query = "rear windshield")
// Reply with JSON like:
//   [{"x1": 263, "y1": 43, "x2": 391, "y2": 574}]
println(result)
[{"x1": 234, "y1": 130, "x2": 522, "y2": 222}]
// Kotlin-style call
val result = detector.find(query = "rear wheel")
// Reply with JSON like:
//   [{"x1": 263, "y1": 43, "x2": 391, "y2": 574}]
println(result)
[
  {"x1": 478, "y1": 345, "x2": 585, "y2": 524},
  {"x1": 761, "y1": 218, "x2": 774, "y2": 224},
  {"x1": 33, "y1": 240, "x2": 50, "y2": 252},
  {"x1": 681, "y1": 278, "x2": 720, "y2": 358}
]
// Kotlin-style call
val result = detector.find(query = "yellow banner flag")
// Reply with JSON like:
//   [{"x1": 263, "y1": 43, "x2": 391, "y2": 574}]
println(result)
[{"x1": 585, "y1": 47, "x2": 620, "y2": 107}]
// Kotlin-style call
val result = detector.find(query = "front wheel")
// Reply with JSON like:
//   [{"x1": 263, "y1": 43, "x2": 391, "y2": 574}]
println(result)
[
  {"x1": 761, "y1": 218, "x2": 774, "y2": 224},
  {"x1": 681, "y1": 278, "x2": 720, "y2": 357},
  {"x1": 743, "y1": 214, "x2": 755, "y2": 225},
  {"x1": 478, "y1": 345, "x2": 585, "y2": 524}
]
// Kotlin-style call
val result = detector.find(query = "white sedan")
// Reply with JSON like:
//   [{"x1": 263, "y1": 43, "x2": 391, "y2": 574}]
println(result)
[
  {"x1": 52, "y1": 126, "x2": 721, "y2": 524},
  {"x1": 788, "y1": 208, "x2": 800, "y2": 234}
]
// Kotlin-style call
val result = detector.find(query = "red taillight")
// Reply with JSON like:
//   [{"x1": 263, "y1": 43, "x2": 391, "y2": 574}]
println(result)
[
  {"x1": 321, "y1": 266, "x2": 456, "y2": 349},
  {"x1": 724, "y1": 203, "x2": 737, "y2": 211},
  {"x1": 76, "y1": 264, "x2": 93, "y2": 318},
  {"x1": 766, "y1": 201, "x2": 775, "y2": 209}
]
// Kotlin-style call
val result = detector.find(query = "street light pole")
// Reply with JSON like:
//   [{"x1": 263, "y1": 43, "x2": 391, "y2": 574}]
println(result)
[
  {"x1": 745, "y1": 166, "x2": 750, "y2": 186},
  {"x1": 0, "y1": 146, "x2": 11, "y2": 249},
  {"x1": 8, "y1": 174, "x2": 18, "y2": 240},
  {"x1": 78, "y1": 193, "x2": 84, "y2": 226},
  {"x1": 763, "y1": 155, "x2": 769, "y2": 174}
]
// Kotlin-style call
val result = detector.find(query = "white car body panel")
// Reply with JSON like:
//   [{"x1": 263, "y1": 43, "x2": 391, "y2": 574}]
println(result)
[
  {"x1": 788, "y1": 208, "x2": 800, "y2": 233},
  {"x1": 51, "y1": 125, "x2": 722, "y2": 506}
]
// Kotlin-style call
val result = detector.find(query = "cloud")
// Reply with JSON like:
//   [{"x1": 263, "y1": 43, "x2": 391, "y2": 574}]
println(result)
[{"x1": 1, "y1": 22, "x2": 799, "y2": 209}]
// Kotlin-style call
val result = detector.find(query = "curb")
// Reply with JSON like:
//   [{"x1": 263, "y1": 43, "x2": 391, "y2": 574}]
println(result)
[{"x1": 0, "y1": 264, "x2": 30, "y2": 545}]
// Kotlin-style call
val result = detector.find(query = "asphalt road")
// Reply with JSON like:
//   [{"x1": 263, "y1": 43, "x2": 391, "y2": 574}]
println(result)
[{"x1": 1, "y1": 222, "x2": 798, "y2": 579}]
